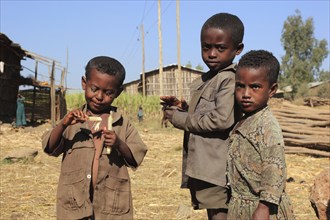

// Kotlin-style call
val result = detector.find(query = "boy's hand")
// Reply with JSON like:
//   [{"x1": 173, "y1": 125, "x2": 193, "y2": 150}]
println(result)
[
  {"x1": 164, "y1": 106, "x2": 178, "y2": 122},
  {"x1": 62, "y1": 109, "x2": 88, "y2": 127},
  {"x1": 102, "y1": 127, "x2": 137, "y2": 166},
  {"x1": 252, "y1": 201, "x2": 270, "y2": 220},
  {"x1": 102, "y1": 127, "x2": 119, "y2": 148},
  {"x1": 160, "y1": 95, "x2": 188, "y2": 111}
]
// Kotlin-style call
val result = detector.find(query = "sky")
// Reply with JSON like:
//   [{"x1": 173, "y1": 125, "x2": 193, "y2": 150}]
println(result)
[{"x1": 1, "y1": 0, "x2": 329, "y2": 92}]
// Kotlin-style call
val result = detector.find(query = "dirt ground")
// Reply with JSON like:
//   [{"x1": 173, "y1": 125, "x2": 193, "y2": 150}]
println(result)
[{"x1": 0, "y1": 112, "x2": 329, "y2": 220}]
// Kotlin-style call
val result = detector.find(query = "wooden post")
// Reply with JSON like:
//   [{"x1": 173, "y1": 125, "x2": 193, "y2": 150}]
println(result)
[
  {"x1": 176, "y1": 0, "x2": 183, "y2": 99},
  {"x1": 158, "y1": 0, "x2": 163, "y2": 96},
  {"x1": 31, "y1": 60, "x2": 38, "y2": 124},
  {"x1": 60, "y1": 68, "x2": 67, "y2": 119},
  {"x1": 50, "y1": 61, "x2": 56, "y2": 127},
  {"x1": 61, "y1": 68, "x2": 66, "y2": 89},
  {"x1": 140, "y1": 24, "x2": 146, "y2": 97},
  {"x1": 66, "y1": 47, "x2": 69, "y2": 89}
]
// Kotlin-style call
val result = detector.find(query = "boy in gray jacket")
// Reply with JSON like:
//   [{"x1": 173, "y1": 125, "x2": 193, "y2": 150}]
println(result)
[{"x1": 164, "y1": 13, "x2": 244, "y2": 220}]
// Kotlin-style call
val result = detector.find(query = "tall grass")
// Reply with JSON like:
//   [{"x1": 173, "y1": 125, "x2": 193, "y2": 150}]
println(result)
[
  {"x1": 65, "y1": 92, "x2": 85, "y2": 111},
  {"x1": 65, "y1": 92, "x2": 163, "y2": 119}
]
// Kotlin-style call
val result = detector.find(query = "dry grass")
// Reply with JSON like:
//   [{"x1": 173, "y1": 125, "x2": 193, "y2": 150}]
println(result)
[{"x1": 0, "y1": 115, "x2": 329, "y2": 220}]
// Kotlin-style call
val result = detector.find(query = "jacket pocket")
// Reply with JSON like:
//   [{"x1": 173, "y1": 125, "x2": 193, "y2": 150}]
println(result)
[
  {"x1": 102, "y1": 176, "x2": 130, "y2": 215},
  {"x1": 198, "y1": 89, "x2": 215, "y2": 113},
  {"x1": 58, "y1": 169, "x2": 86, "y2": 210}
]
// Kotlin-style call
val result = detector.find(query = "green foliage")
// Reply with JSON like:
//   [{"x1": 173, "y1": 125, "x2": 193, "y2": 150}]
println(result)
[
  {"x1": 65, "y1": 92, "x2": 85, "y2": 111},
  {"x1": 318, "y1": 70, "x2": 330, "y2": 81},
  {"x1": 280, "y1": 10, "x2": 329, "y2": 99},
  {"x1": 195, "y1": 64, "x2": 204, "y2": 71},
  {"x1": 65, "y1": 92, "x2": 163, "y2": 119},
  {"x1": 0, "y1": 158, "x2": 14, "y2": 165},
  {"x1": 316, "y1": 83, "x2": 330, "y2": 98},
  {"x1": 113, "y1": 92, "x2": 162, "y2": 118},
  {"x1": 295, "y1": 83, "x2": 310, "y2": 98},
  {"x1": 185, "y1": 61, "x2": 192, "y2": 68}
]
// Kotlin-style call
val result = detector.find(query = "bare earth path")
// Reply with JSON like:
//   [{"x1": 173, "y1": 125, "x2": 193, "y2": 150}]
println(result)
[{"x1": 0, "y1": 115, "x2": 329, "y2": 219}]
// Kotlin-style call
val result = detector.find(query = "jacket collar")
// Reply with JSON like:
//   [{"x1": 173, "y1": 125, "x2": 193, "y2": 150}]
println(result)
[
  {"x1": 192, "y1": 63, "x2": 237, "y2": 90},
  {"x1": 236, "y1": 106, "x2": 269, "y2": 137},
  {"x1": 188, "y1": 63, "x2": 237, "y2": 113}
]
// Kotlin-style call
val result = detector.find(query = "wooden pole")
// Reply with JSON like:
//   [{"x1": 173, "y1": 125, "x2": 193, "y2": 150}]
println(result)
[
  {"x1": 50, "y1": 61, "x2": 56, "y2": 127},
  {"x1": 60, "y1": 68, "x2": 66, "y2": 119},
  {"x1": 176, "y1": 0, "x2": 183, "y2": 99},
  {"x1": 158, "y1": 0, "x2": 163, "y2": 96},
  {"x1": 66, "y1": 47, "x2": 69, "y2": 89},
  {"x1": 140, "y1": 24, "x2": 146, "y2": 97},
  {"x1": 31, "y1": 60, "x2": 38, "y2": 124},
  {"x1": 61, "y1": 68, "x2": 66, "y2": 89}
]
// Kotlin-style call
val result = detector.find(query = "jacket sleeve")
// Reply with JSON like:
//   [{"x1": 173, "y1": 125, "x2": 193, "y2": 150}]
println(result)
[
  {"x1": 41, "y1": 129, "x2": 65, "y2": 157},
  {"x1": 124, "y1": 121, "x2": 148, "y2": 168},
  {"x1": 171, "y1": 72, "x2": 235, "y2": 133},
  {"x1": 259, "y1": 118, "x2": 286, "y2": 205}
]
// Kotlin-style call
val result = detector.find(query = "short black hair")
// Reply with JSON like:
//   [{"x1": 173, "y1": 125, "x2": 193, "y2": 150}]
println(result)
[
  {"x1": 85, "y1": 56, "x2": 126, "y2": 86},
  {"x1": 237, "y1": 50, "x2": 280, "y2": 85},
  {"x1": 201, "y1": 13, "x2": 244, "y2": 47}
]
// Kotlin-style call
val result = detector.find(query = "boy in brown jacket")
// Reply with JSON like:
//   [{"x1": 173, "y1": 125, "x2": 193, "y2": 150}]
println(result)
[
  {"x1": 42, "y1": 56, "x2": 147, "y2": 220},
  {"x1": 163, "y1": 13, "x2": 244, "y2": 220}
]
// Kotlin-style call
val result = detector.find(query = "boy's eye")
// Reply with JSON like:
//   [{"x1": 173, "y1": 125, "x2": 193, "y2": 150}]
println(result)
[
  {"x1": 202, "y1": 44, "x2": 211, "y2": 50},
  {"x1": 216, "y1": 45, "x2": 226, "y2": 52},
  {"x1": 105, "y1": 90, "x2": 116, "y2": 96},
  {"x1": 251, "y1": 84, "x2": 261, "y2": 89},
  {"x1": 90, "y1": 86, "x2": 97, "y2": 92},
  {"x1": 235, "y1": 82, "x2": 244, "y2": 88}
]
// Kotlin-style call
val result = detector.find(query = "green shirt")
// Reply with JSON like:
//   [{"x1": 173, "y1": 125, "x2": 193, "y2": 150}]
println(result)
[{"x1": 227, "y1": 106, "x2": 295, "y2": 219}]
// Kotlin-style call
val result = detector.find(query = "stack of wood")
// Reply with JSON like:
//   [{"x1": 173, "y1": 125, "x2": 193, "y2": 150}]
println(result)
[
  {"x1": 269, "y1": 99, "x2": 330, "y2": 157},
  {"x1": 304, "y1": 97, "x2": 330, "y2": 107}
]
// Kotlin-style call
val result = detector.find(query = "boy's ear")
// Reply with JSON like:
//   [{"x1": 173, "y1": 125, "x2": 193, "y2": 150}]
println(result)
[
  {"x1": 81, "y1": 76, "x2": 87, "y2": 90},
  {"x1": 236, "y1": 43, "x2": 244, "y2": 55},
  {"x1": 269, "y1": 83, "x2": 278, "y2": 98}
]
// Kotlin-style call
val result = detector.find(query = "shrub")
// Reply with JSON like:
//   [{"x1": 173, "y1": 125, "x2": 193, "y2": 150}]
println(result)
[{"x1": 65, "y1": 92, "x2": 163, "y2": 119}]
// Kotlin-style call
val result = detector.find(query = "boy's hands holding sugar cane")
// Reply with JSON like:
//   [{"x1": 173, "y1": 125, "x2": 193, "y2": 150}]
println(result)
[
  {"x1": 61, "y1": 109, "x2": 89, "y2": 127},
  {"x1": 102, "y1": 126, "x2": 137, "y2": 167},
  {"x1": 102, "y1": 128, "x2": 120, "y2": 147},
  {"x1": 46, "y1": 109, "x2": 89, "y2": 153}
]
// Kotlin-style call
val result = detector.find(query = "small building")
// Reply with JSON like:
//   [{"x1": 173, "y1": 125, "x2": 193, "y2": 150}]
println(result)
[
  {"x1": 123, "y1": 64, "x2": 204, "y2": 101},
  {"x1": 0, "y1": 32, "x2": 66, "y2": 125},
  {"x1": 123, "y1": 79, "x2": 141, "y2": 95},
  {"x1": 274, "y1": 80, "x2": 330, "y2": 99},
  {"x1": 308, "y1": 80, "x2": 330, "y2": 91},
  {"x1": 0, "y1": 33, "x2": 30, "y2": 122}
]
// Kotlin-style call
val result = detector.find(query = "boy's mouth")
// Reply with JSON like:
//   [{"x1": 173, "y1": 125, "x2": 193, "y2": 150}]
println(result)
[
  {"x1": 241, "y1": 101, "x2": 253, "y2": 107},
  {"x1": 90, "y1": 101, "x2": 103, "y2": 109},
  {"x1": 207, "y1": 62, "x2": 219, "y2": 67}
]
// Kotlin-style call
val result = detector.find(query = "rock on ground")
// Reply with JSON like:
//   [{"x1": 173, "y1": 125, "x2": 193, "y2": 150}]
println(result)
[{"x1": 310, "y1": 168, "x2": 330, "y2": 220}]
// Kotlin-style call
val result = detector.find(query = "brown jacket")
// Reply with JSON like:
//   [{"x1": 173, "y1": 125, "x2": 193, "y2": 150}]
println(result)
[
  {"x1": 42, "y1": 106, "x2": 147, "y2": 220},
  {"x1": 172, "y1": 63, "x2": 240, "y2": 187}
]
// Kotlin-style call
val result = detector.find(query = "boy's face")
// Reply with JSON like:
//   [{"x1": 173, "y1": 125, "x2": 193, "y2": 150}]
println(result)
[
  {"x1": 235, "y1": 67, "x2": 277, "y2": 115},
  {"x1": 82, "y1": 68, "x2": 122, "y2": 114},
  {"x1": 201, "y1": 27, "x2": 243, "y2": 72}
]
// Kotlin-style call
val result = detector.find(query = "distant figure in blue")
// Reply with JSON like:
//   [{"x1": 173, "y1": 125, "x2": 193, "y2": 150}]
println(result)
[
  {"x1": 137, "y1": 106, "x2": 143, "y2": 123},
  {"x1": 16, "y1": 93, "x2": 27, "y2": 127}
]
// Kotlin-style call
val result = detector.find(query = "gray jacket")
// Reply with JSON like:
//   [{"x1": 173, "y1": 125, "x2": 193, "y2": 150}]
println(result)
[{"x1": 172, "y1": 63, "x2": 240, "y2": 187}]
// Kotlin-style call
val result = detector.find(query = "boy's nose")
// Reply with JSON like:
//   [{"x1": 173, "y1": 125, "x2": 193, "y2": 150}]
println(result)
[
  {"x1": 243, "y1": 88, "x2": 250, "y2": 98},
  {"x1": 96, "y1": 91, "x2": 104, "y2": 100},
  {"x1": 209, "y1": 48, "x2": 217, "y2": 58}
]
